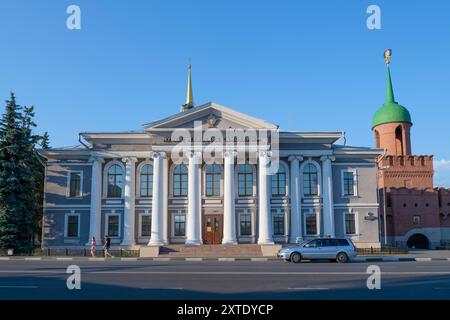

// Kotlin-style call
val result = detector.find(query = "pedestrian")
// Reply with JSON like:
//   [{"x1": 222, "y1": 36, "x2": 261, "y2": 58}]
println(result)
[
  {"x1": 90, "y1": 236, "x2": 96, "y2": 257},
  {"x1": 103, "y1": 235, "x2": 113, "y2": 258}
]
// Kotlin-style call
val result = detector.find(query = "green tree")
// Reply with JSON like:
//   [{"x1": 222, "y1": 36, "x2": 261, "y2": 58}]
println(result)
[{"x1": 0, "y1": 93, "x2": 44, "y2": 252}]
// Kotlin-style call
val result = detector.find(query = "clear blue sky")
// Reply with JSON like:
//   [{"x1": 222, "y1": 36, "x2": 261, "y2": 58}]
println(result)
[{"x1": 0, "y1": 0, "x2": 449, "y2": 186}]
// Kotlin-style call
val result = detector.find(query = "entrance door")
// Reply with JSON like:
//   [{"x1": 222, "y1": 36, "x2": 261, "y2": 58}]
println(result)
[{"x1": 203, "y1": 214, "x2": 223, "y2": 244}]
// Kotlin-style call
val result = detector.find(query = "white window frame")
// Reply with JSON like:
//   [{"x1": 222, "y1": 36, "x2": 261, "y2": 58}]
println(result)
[
  {"x1": 340, "y1": 169, "x2": 358, "y2": 197},
  {"x1": 203, "y1": 163, "x2": 224, "y2": 197},
  {"x1": 169, "y1": 163, "x2": 189, "y2": 198},
  {"x1": 303, "y1": 208, "x2": 320, "y2": 236},
  {"x1": 64, "y1": 211, "x2": 80, "y2": 238},
  {"x1": 105, "y1": 212, "x2": 121, "y2": 238},
  {"x1": 138, "y1": 211, "x2": 152, "y2": 238},
  {"x1": 136, "y1": 160, "x2": 153, "y2": 199},
  {"x1": 238, "y1": 211, "x2": 253, "y2": 237},
  {"x1": 171, "y1": 211, "x2": 187, "y2": 237},
  {"x1": 300, "y1": 160, "x2": 322, "y2": 198},
  {"x1": 343, "y1": 209, "x2": 359, "y2": 237},
  {"x1": 66, "y1": 170, "x2": 83, "y2": 198},
  {"x1": 103, "y1": 160, "x2": 125, "y2": 199},
  {"x1": 235, "y1": 164, "x2": 257, "y2": 198},
  {"x1": 271, "y1": 160, "x2": 290, "y2": 197}
]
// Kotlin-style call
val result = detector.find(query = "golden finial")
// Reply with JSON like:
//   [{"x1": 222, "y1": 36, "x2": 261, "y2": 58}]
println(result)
[{"x1": 384, "y1": 49, "x2": 392, "y2": 65}]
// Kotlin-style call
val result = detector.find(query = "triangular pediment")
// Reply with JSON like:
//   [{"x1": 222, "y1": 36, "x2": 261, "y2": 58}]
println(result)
[{"x1": 143, "y1": 102, "x2": 278, "y2": 131}]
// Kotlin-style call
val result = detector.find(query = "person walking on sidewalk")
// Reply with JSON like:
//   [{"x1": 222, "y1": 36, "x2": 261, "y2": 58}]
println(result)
[
  {"x1": 90, "y1": 236, "x2": 96, "y2": 257},
  {"x1": 103, "y1": 235, "x2": 113, "y2": 258}
]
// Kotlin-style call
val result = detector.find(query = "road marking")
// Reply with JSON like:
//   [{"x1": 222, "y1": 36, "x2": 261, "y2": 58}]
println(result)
[
  {"x1": 218, "y1": 258, "x2": 235, "y2": 262},
  {"x1": 251, "y1": 258, "x2": 269, "y2": 262},
  {"x1": 141, "y1": 287, "x2": 183, "y2": 290},
  {"x1": 0, "y1": 258, "x2": 10, "y2": 261},
  {"x1": 415, "y1": 258, "x2": 432, "y2": 262},
  {"x1": 88, "y1": 258, "x2": 105, "y2": 261},
  {"x1": 24, "y1": 257, "x2": 41, "y2": 261},
  {"x1": 56, "y1": 258, "x2": 73, "y2": 261},
  {"x1": 288, "y1": 287, "x2": 329, "y2": 291},
  {"x1": 185, "y1": 258, "x2": 202, "y2": 262},
  {"x1": 120, "y1": 258, "x2": 138, "y2": 261},
  {"x1": 0, "y1": 285, "x2": 39, "y2": 289},
  {"x1": 153, "y1": 258, "x2": 170, "y2": 261}
]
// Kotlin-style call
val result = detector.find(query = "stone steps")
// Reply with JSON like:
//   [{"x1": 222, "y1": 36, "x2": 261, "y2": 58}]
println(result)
[{"x1": 159, "y1": 244, "x2": 263, "y2": 257}]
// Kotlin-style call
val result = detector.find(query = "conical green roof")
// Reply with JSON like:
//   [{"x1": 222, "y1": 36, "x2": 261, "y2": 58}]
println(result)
[{"x1": 372, "y1": 65, "x2": 412, "y2": 128}]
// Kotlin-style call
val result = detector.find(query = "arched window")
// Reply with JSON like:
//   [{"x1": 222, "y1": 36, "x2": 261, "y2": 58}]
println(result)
[
  {"x1": 395, "y1": 126, "x2": 404, "y2": 156},
  {"x1": 271, "y1": 165, "x2": 287, "y2": 196},
  {"x1": 238, "y1": 164, "x2": 253, "y2": 196},
  {"x1": 303, "y1": 163, "x2": 318, "y2": 196},
  {"x1": 206, "y1": 164, "x2": 221, "y2": 196},
  {"x1": 374, "y1": 130, "x2": 380, "y2": 148},
  {"x1": 140, "y1": 164, "x2": 153, "y2": 197},
  {"x1": 173, "y1": 164, "x2": 188, "y2": 197},
  {"x1": 107, "y1": 164, "x2": 123, "y2": 198}
]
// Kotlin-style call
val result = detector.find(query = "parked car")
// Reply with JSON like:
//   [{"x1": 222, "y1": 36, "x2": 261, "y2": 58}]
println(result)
[{"x1": 277, "y1": 238, "x2": 357, "y2": 263}]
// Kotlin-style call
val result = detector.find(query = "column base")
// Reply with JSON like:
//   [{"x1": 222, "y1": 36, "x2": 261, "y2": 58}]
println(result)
[
  {"x1": 185, "y1": 239, "x2": 202, "y2": 246},
  {"x1": 148, "y1": 239, "x2": 165, "y2": 246},
  {"x1": 257, "y1": 239, "x2": 275, "y2": 245},
  {"x1": 222, "y1": 239, "x2": 238, "y2": 245}
]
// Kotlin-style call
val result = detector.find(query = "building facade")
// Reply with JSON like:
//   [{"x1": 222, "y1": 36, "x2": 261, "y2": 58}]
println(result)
[
  {"x1": 374, "y1": 58, "x2": 450, "y2": 249},
  {"x1": 40, "y1": 69, "x2": 382, "y2": 249}
]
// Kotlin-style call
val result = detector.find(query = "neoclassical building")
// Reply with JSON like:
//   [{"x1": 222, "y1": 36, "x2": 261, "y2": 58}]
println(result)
[{"x1": 40, "y1": 67, "x2": 382, "y2": 249}]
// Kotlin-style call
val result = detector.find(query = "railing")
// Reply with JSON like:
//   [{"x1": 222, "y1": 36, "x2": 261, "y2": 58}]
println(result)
[
  {"x1": 0, "y1": 248, "x2": 140, "y2": 257},
  {"x1": 356, "y1": 246, "x2": 408, "y2": 256}
]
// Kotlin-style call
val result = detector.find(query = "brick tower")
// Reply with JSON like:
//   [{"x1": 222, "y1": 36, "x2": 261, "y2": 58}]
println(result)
[{"x1": 373, "y1": 50, "x2": 440, "y2": 249}]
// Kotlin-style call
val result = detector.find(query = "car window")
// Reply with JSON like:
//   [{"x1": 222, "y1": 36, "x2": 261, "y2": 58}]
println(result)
[
  {"x1": 328, "y1": 239, "x2": 340, "y2": 246},
  {"x1": 317, "y1": 239, "x2": 326, "y2": 247},
  {"x1": 305, "y1": 240, "x2": 318, "y2": 247},
  {"x1": 338, "y1": 239, "x2": 350, "y2": 246}
]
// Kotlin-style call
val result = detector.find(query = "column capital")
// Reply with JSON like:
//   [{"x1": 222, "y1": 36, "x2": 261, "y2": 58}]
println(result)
[
  {"x1": 224, "y1": 150, "x2": 237, "y2": 160},
  {"x1": 88, "y1": 156, "x2": 104, "y2": 163},
  {"x1": 151, "y1": 151, "x2": 167, "y2": 160},
  {"x1": 288, "y1": 155, "x2": 304, "y2": 162},
  {"x1": 122, "y1": 157, "x2": 138, "y2": 164},
  {"x1": 320, "y1": 155, "x2": 336, "y2": 162}
]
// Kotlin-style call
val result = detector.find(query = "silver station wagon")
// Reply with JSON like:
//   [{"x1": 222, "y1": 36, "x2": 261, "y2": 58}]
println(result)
[{"x1": 277, "y1": 238, "x2": 357, "y2": 263}]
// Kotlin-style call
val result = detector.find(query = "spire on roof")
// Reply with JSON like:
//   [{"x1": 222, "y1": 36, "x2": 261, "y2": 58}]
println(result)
[
  {"x1": 386, "y1": 64, "x2": 395, "y2": 103},
  {"x1": 181, "y1": 64, "x2": 194, "y2": 112}
]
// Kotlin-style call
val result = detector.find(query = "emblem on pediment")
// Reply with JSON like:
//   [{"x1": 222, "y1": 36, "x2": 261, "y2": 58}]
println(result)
[{"x1": 207, "y1": 114, "x2": 217, "y2": 128}]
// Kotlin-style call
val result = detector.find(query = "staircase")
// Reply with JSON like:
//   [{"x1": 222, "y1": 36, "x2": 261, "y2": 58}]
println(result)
[{"x1": 158, "y1": 244, "x2": 263, "y2": 258}]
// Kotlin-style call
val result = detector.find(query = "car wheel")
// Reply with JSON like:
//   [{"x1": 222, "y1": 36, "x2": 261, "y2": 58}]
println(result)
[
  {"x1": 336, "y1": 252, "x2": 349, "y2": 263},
  {"x1": 290, "y1": 252, "x2": 302, "y2": 264}
]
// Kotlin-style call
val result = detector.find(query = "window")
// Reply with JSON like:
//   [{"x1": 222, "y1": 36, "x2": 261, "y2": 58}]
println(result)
[
  {"x1": 305, "y1": 239, "x2": 325, "y2": 247},
  {"x1": 272, "y1": 165, "x2": 287, "y2": 196},
  {"x1": 174, "y1": 215, "x2": 186, "y2": 236},
  {"x1": 107, "y1": 164, "x2": 123, "y2": 198},
  {"x1": 273, "y1": 213, "x2": 285, "y2": 236},
  {"x1": 68, "y1": 172, "x2": 82, "y2": 197},
  {"x1": 140, "y1": 164, "x2": 153, "y2": 197},
  {"x1": 303, "y1": 163, "x2": 318, "y2": 196},
  {"x1": 173, "y1": 165, "x2": 188, "y2": 197},
  {"x1": 345, "y1": 212, "x2": 356, "y2": 235},
  {"x1": 338, "y1": 239, "x2": 350, "y2": 246},
  {"x1": 238, "y1": 164, "x2": 253, "y2": 196},
  {"x1": 240, "y1": 214, "x2": 252, "y2": 236},
  {"x1": 66, "y1": 215, "x2": 79, "y2": 238},
  {"x1": 305, "y1": 212, "x2": 317, "y2": 235},
  {"x1": 413, "y1": 215, "x2": 421, "y2": 225},
  {"x1": 141, "y1": 215, "x2": 151, "y2": 237},
  {"x1": 107, "y1": 215, "x2": 120, "y2": 237},
  {"x1": 206, "y1": 164, "x2": 221, "y2": 196},
  {"x1": 343, "y1": 171, "x2": 355, "y2": 196}
]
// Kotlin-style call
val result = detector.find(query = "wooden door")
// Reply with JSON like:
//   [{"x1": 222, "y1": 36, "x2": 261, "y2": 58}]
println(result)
[{"x1": 203, "y1": 214, "x2": 223, "y2": 244}]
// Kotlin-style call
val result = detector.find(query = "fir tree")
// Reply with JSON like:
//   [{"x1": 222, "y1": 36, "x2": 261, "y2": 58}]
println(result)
[{"x1": 0, "y1": 93, "x2": 38, "y2": 251}]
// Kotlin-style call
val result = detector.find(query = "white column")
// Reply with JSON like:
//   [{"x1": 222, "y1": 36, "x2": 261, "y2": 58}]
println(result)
[
  {"x1": 321, "y1": 155, "x2": 336, "y2": 237},
  {"x1": 258, "y1": 151, "x2": 274, "y2": 245},
  {"x1": 149, "y1": 152, "x2": 165, "y2": 246},
  {"x1": 87, "y1": 156, "x2": 103, "y2": 245},
  {"x1": 186, "y1": 152, "x2": 202, "y2": 246},
  {"x1": 162, "y1": 155, "x2": 169, "y2": 244},
  {"x1": 289, "y1": 155, "x2": 303, "y2": 243},
  {"x1": 122, "y1": 157, "x2": 137, "y2": 246},
  {"x1": 222, "y1": 151, "x2": 237, "y2": 245}
]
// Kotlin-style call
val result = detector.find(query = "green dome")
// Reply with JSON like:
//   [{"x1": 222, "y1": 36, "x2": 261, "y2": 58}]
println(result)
[
  {"x1": 372, "y1": 65, "x2": 412, "y2": 128},
  {"x1": 372, "y1": 102, "x2": 411, "y2": 128}
]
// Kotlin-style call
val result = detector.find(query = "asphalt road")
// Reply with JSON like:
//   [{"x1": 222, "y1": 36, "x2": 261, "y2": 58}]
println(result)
[{"x1": 1, "y1": 259, "x2": 450, "y2": 300}]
